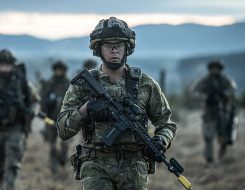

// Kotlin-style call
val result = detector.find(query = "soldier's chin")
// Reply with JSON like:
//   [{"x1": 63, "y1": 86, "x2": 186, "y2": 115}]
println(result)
[{"x1": 110, "y1": 58, "x2": 120, "y2": 62}]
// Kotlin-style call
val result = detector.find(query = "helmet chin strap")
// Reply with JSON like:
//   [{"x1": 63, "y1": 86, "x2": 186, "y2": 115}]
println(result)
[{"x1": 101, "y1": 54, "x2": 127, "y2": 70}]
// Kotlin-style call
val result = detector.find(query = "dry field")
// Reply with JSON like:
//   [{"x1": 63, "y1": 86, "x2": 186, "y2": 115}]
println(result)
[{"x1": 15, "y1": 109, "x2": 245, "y2": 190}]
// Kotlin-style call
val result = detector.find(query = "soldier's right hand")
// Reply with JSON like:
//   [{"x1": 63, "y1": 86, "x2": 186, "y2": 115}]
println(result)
[{"x1": 86, "y1": 98, "x2": 113, "y2": 122}]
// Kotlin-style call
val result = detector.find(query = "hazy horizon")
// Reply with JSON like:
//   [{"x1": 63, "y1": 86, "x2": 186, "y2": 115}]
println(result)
[{"x1": 1, "y1": 0, "x2": 245, "y2": 40}]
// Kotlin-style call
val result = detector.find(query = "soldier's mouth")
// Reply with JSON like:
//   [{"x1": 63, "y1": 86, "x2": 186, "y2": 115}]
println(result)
[{"x1": 110, "y1": 57, "x2": 120, "y2": 62}]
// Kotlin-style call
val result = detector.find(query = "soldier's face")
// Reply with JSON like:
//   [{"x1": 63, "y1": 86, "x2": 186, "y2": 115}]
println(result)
[
  {"x1": 210, "y1": 67, "x2": 221, "y2": 75},
  {"x1": 54, "y1": 68, "x2": 65, "y2": 76},
  {"x1": 101, "y1": 40, "x2": 125, "y2": 63},
  {"x1": 0, "y1": 63, "x2": 13, "y2": 73}
]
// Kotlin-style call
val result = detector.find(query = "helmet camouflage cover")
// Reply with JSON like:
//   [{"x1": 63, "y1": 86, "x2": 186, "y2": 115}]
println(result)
[
  {"x1": 52, "y1": 60, "x2": 68, "y2": 71},
  {"x1": 83, "y1": 59, "x2": 98, "y2": 69},
  {"x1": 208, "y1": 60, "x2": 224, "y2": 71},
  {"x1": 89, "y1": 17, "x2": 136, "y2": 56},
  {"x1": 0, "y1": 49, "x2": 16, "y2": 65}
]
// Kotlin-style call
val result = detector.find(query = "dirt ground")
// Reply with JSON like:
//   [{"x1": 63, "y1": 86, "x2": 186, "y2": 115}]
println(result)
[{"x1": 15, "y1": 109, "x2": 245, "y2": 190}]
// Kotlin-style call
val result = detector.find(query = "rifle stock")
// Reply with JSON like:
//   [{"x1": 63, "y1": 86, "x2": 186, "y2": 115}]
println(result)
[{"x1": 70, "y1": 69, "x2": 109, "y2": 98}]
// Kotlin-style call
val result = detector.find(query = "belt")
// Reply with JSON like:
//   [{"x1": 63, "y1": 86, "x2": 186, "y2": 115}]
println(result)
[{"x1": 88, "y1": 150, "x2": 144, "y2": 160}]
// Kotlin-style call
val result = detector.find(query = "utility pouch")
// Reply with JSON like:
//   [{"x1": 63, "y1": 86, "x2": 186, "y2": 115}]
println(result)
[
  {"x1": 147, "y1": 160, "x2": 156, "y2": 174},
  {"x1": 70, "y1": 144, "x2": 82, "y2": 180},
  {"x1": 84, "y1": 117, "x2": 94, "y2": 142}
]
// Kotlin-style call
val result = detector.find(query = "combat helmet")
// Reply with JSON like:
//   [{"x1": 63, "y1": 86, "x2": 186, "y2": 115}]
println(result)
[
  {"x1": 52, "y1": 60, "x2": 68, "y2": 71},
  {"x1": 0, "y1": 49, "x2": 16, "y2": 65},
  {"x1": 89, "y1": 17, "x2": 136, "y2": 57},
  {"x1": 208, "y1": 60, "x2": 224, "y2": 71}
]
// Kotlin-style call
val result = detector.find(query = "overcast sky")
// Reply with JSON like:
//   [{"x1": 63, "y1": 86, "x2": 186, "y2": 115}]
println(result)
[{"x1": 1, "y1": 0, "x2": 245, "y2": 40}]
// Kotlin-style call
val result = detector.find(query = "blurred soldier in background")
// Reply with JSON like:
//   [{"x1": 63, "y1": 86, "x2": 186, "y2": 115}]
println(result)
[
  {"x1": 0, "y1": 49, "x2": 40, "y2": 190},
  {"x1": 73, "y1": 59, "x2": 98, "y2": 78},
  {"x1": 192, "y1": 60, "x2": 238, "y2": 165},
  {"x1": 82, "y1": 58, "x2": 98, "y2": 70},
  {"x1": 40, "y1": 60, "x2": 70, "y2": 173},
  {"x1": 57, "y1": 17, "x2": 176, "y2": 189}
]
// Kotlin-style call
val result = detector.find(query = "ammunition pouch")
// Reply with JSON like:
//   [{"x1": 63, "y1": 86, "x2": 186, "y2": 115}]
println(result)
[
  {"x1": 0, "y1": 106, "x2": 18, "y2": 126},
  {"x1": 83, "y1": 117, "x2": 94, "y2": 142}
]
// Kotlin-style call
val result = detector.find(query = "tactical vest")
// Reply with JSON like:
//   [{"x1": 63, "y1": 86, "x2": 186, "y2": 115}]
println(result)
[
  {"x1": 205, "y1": 75, "x2": 230, "y2": 108},
  {"x1": 41, "y1": 76, "x2": 70, "y2": 120},
  {"x1": 0, "y1": 64, "x2": 30, "y2": 126},
  {"x1": 83, "y1": 67, "x2": 146, "y2": 146}
]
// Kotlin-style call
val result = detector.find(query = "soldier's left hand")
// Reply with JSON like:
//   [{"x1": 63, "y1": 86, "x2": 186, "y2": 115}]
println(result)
[{"x1": 144, "y1": 136, "x2": 166, "y2": 163}]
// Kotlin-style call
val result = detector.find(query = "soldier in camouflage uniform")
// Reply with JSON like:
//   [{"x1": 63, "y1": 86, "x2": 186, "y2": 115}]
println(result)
[
  {"x1": 73, "y1": 59, "x2": 98, "y2": 78},
  {"x1": 57, "y1": 17, "x2": 176, "y2": 190},
  {"x1": 192, "y1": 60, "x2": 238, "y2": 164},
  {"x1": 40, "y1": 60, "x2": 70, "y2": 173},
  {"x1": 82, "y1": 59, "x2": 98, "y2": 70},
  {"x1": 0, "y1": 49, "x2": 40, "y2": 190}
]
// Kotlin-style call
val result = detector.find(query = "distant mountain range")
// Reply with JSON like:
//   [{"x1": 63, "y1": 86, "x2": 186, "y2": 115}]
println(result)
[
  {"x1": 1, "y1": 22, "x2": 245, "y2": 95},
  {"x1": 1, "y1": 22, "x2": 245, "y2": 59}
]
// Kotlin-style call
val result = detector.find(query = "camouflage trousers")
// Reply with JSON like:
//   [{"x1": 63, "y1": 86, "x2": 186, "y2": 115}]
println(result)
[
  {"x1": 202, "y1": 118, "x2": 228, "y2": 162},
  {"x1": 80, "y1": 157, "x2": 149, "y2": 190},
  {"x1": 42, "y1": 125, "x2": 71, "y2": 173},
  {"x1": 0, "y1": 125, "x2": 26, "y2": 190}
]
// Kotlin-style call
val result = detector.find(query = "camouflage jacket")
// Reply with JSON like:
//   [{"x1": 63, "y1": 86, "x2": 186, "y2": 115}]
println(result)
[
  {"x1": 0, "y1": 73, "x2": 40, "y2": 127},
  {"x1": 40, "y1": 75, "x2": 70, "y2": 120},
  {"x1": 57, "y1": 66, "x2": 176, "y2": 151},
  {"x1": 192, "y1": 73, "x2": 237, "y2": 111}
]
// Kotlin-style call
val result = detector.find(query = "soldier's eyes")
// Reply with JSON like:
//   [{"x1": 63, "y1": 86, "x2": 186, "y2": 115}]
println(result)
[
  {"x1": 104, "y1": 44, "x2": 113, "y2": 49},
  {"x1": 103, "y1": 43, "x2": 125, "y2": 50},
  {"x1": 116, "y1": 43, "x2": 124, "y2": 48}
]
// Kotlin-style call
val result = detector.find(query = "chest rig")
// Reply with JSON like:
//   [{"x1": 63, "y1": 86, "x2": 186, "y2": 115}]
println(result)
[
  {"x1": 44, "y1": 76, "x2": 70, "y2": 118},
  {"x1": 83, "y1": 67, "x2": 142, "y2": 142},
  {"x1": 0, "y1": 64, "x2": 30, "y2": 126}
]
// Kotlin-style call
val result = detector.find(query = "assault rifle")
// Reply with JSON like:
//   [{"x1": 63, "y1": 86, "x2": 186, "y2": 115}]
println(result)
[
  {"x1": 71, "y1": 69, "x2": 192, "y2": 190},
  {"x1": 0, "y1": 90, "x2": 54, "y2": 126}
]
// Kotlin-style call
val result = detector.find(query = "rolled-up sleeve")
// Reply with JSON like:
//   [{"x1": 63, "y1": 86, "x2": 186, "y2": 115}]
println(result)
[{"x1": 147, "y1": 80, "x2": 177, "y2": 148}]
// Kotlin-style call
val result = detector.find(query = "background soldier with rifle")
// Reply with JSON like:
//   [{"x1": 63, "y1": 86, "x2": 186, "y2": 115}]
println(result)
[
  {"x1": 57, "y1": 17, "x2": 191, "y2": 189},
  {"x1": 82, "y1": 58, "x2": 98, "y2": 70},
  {"x1": 0, "y1": 49, "x2": 40, "y2": 190},
  {"x1": 192, "y1": 60, "x2": 238, "y2": 165},
  {"x1": 72, "y1": 58, "x2": 98, "y2": 80},
  {"x1": 40, "y1": 60, "x2": 70, "y2": 173}
]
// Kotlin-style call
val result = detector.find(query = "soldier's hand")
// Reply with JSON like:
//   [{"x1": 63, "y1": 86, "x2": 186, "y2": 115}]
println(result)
[
  {"x1": 144, "y1": 136, "x2": 166, "y2": 163},
  {"x1": 87, "y1": 98, "x2": 113, "y2": 122}
]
